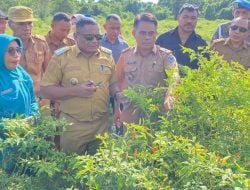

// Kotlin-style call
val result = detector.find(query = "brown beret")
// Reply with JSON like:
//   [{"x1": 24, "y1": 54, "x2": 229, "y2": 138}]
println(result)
[{"x1": 8, "y1": 6, "x2": 36, "y2": 22}]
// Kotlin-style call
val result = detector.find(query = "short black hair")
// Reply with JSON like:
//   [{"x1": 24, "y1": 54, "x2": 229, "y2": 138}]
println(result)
[
  {"x1": 178, "y1": 3, "x2": 200, "y2": 16},
  {"x1": 52, "y1": 12, "x2": 71, "y2": 22},
  {"x1": 76, "y1": 17, "x2": 99, "y2": 31},
  {"x1": 106, "y1": 14, "x2": 121, "y2": 22},
  {"x1": 133, "y1": 12, "x2": 157, "y2": 28}
]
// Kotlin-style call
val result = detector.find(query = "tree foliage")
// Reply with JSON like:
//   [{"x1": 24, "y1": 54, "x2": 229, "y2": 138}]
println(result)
[{"x1": 0, "y1": 0, "x2": 236, "y2": 20}]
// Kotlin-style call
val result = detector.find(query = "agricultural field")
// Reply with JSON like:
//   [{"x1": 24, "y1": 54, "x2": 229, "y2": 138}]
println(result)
[{"x1": 2, "y1": 15, "x2": 250, "y2": 190}]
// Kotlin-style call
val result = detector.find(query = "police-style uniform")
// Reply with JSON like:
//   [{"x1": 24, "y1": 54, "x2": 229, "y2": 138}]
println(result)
[
  {"x1": 45, "y1": 31, "x2": 75, "y2": 59},
  {"x1": 116, "y1": 45, "x2": 178, "y2": 123},
  {"x1": 19, "y1": 35, "x2": 50, "y2": 97},
  {"x1": 211, "y1": 38, "x2": 250, "y2": 68},
  {"x1": 41, "y1": 45, "x2": 116, "y2": 154},
  {"x1": 7, "y1": 6, "x2": 50, "y2": 98}
]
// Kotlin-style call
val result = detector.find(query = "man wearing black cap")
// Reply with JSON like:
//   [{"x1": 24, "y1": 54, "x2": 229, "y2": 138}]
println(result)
[
  {"x1": 0, "y1": 10, "x2": 8, "y2": 34},
  {"x1": 211, "y1": 0, "x2": 250, "y2": 43}
]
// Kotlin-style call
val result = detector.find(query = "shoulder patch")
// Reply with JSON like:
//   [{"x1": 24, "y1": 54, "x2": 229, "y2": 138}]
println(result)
[
  {"x1": 167, "y1": 55, "x2": 177, "y2": 64},
  {"x1": 101, "y1": 47, "x2": 112, "y2": 54},
  {"x1": 54, "y1": 47, "x2": 70, "y2": 56},
  {"x1": 159, "y1": 47, "x2": 173, "y2": 55},
  {"x1": 33, "y1": 34, "x2": 46, "y2": 42}
]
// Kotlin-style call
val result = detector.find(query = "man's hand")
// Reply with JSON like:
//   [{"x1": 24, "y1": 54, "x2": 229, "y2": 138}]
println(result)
[
  {"x1": 74, "y1": 80, "x2": 98, "y2": 98},
  {"x1": 164, "y1": 95, "x2": 175, "y2": 110}
]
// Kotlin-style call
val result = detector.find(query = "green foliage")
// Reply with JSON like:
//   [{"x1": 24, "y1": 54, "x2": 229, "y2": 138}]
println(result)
[
  {"x1": 0, "y1": 50, "x2": 249, "y2": 189},
  {"x1": 1, "y1": 0, "x2": 236, "y2": 20},
  {"x1": 161, "y1": 48, "x2": 250, "y2": 167},
  {"x1": 0, "y1": 116, "x2": 79, "y2": 189}
]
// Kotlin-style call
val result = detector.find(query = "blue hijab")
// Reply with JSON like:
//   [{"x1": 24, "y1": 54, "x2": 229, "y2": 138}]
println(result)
[{"x1": 0, "y1": 34, "x2": 38, "y2": 120}]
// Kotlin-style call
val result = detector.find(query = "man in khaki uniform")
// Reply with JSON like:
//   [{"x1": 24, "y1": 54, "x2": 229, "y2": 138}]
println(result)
[
  {"x1": 211, "y1": 0, "x2": 250, "y2": 43},
  {"x1": 41, "y1": 17, "x2": 121, "y2": 154},
  {"x1": 45, "y1": 12, "x2": 75, "y2": 59},
  {"x1": 211, "y1": 17, "x2": 250, "y2": 68},
  {"x1": 116, "y1": 13, "x2": 179, "y2": 124},
  {"x1": 8, "y1": 6, "x2": 50, "y2": 99}
]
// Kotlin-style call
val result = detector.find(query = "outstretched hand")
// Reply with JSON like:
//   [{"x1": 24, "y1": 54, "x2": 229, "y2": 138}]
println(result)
[{"x1": 164, "y1": 95, "x2": 175, "y2": 110}]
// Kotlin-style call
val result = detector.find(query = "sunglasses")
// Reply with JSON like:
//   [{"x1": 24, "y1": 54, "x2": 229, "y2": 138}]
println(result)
[
  {"x1": 77, "y1": 33, "x2": 103, "y2": 41},
  {"x1": 230, "y1": 25, "x2": 248, "y2": 33},
  {"x1": 6, "y1": 47, "x2": 22, "y2": 56}
]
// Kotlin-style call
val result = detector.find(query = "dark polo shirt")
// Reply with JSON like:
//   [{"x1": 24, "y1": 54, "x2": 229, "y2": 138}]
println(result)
[{"x1": 156, "y1": 27, "x2": 207, "y2": 69}]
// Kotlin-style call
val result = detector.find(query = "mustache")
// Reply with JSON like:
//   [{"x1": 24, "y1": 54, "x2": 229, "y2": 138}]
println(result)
[{"x1": 184, "y1": 23, "x2": 194, "y2": 27}]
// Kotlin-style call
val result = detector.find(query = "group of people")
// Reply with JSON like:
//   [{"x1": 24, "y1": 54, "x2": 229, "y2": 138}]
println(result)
[{"x1": 0, "y1": 0, "x2": 249, "y2": 155}]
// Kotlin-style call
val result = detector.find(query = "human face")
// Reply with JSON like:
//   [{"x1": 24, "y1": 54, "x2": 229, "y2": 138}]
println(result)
[
  {"x1": 5, "y1": 41, "x2": 21, "y2": 70},
  {"x1": 178, "y1": 10, "x2": 198, "y2": 34},
  {"x1": 0, "y1": 18, "x2": 7, "y2": 33},
  {"x1": 229, "y1": 18, "x2": 249, "y2": 43},
  {"x1": 51, "y1": 20, "x2": 71, "y2": 41},
  {"x1": 233, "y1": 8, "x2": 250, "y2": 19},
  {"x1": 9, "y1": 21, "x2": 33, "y2": 41},
  {"x1": 74, "y1": 24, "x2": 101, "y2": 55},
  {"x1": 133, "y1": 21, "x2": 157, "y2": 51},
  {"x1": 104, "y1": 18, "x2": 121, "y2": 42}
]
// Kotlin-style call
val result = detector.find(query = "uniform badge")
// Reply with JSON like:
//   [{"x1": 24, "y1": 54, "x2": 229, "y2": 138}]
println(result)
[
  {"x1": 99, "y1": 64, "x2": 105, "y2": 72},
  {"x1": 126, "y1": 61, "x2": 136, "y2": 65},
  {"x1": 167, "y1": 55, "x2": 176, "y2": 64},
  {"x1": 70, "y1": 78, "x2": 78, "y2": 85}
]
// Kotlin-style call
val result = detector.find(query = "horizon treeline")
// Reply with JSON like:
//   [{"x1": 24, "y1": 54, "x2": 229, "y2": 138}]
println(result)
[{"x1": 0, "y1": 0, "x2": 234, "y2": 20}]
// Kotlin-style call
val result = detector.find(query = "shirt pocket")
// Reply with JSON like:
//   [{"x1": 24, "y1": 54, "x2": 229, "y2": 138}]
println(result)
[
  {"x1": 124, "y1": 66, "x2": 138, "y2": 83},
  {"x1": 63, "y1": 67, "x2": 84, "y2": 86},
  {"x1": 92, "y1": 64, "x2": 112, "y2": 86},
  {"x1": 147, "y1": 62, "x2": 164, "y2": 73},
  {"x1": 145, "y1": 63, "x2": 165, "y2": 86}
]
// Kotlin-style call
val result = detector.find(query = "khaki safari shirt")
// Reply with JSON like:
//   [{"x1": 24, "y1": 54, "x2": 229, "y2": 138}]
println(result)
[
  {"x1": 211, "y1": 38, "x2": 250, "y2": 68},
  {"x1": 20, "y1": 35, "x2": 50, "y2": 97},
  {"x1": 116, "y1": 45, "x2": 178, "y2": 123},
  {"x1": 41, "y1": 45, "x2": 116, "y2": 122},
  {"x1": 45, "y1": 31, "x2": 75, "y2": 59}
]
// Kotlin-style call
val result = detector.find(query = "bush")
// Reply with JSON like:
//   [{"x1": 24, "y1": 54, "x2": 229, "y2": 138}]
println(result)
[{"x1": 0, "y1": 49, "x2": 249, "y2": 189}]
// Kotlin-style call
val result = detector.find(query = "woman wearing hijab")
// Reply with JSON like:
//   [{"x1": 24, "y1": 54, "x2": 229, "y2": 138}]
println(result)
[
  {"x1": 0, "y1": 34, "x2": 38, "y2": 172},
  {"x1": 0, "y1": 34, "x2": 38, "y2": 122}
]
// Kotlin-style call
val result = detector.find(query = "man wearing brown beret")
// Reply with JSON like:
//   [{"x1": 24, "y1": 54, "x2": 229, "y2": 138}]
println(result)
[{"x1": 8, "y1": 6, "x2": 50, "y2": 106}]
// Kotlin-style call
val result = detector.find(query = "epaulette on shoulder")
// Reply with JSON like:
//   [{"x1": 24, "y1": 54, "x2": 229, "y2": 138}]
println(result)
[
  {"x1": 33, "y1": 34, "x2": 46, "y2": 42},
  {"x1": 159, "y1": 47, "x2": 173, "y2": 55},
  {"x1": 54, "y1": 47, "x2": 70, "y2": 56},
  {"x1": 101, "y1": 47, "x2": 112, "y2": 54},
  {"x1": 121, "y1": 47, "x2": 130, "y2": 54}
]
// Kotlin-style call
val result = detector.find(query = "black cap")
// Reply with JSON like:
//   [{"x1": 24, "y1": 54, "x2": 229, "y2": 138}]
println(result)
[{"x1": 0, "y1": 10, "x2": 8, "y2": 20}]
